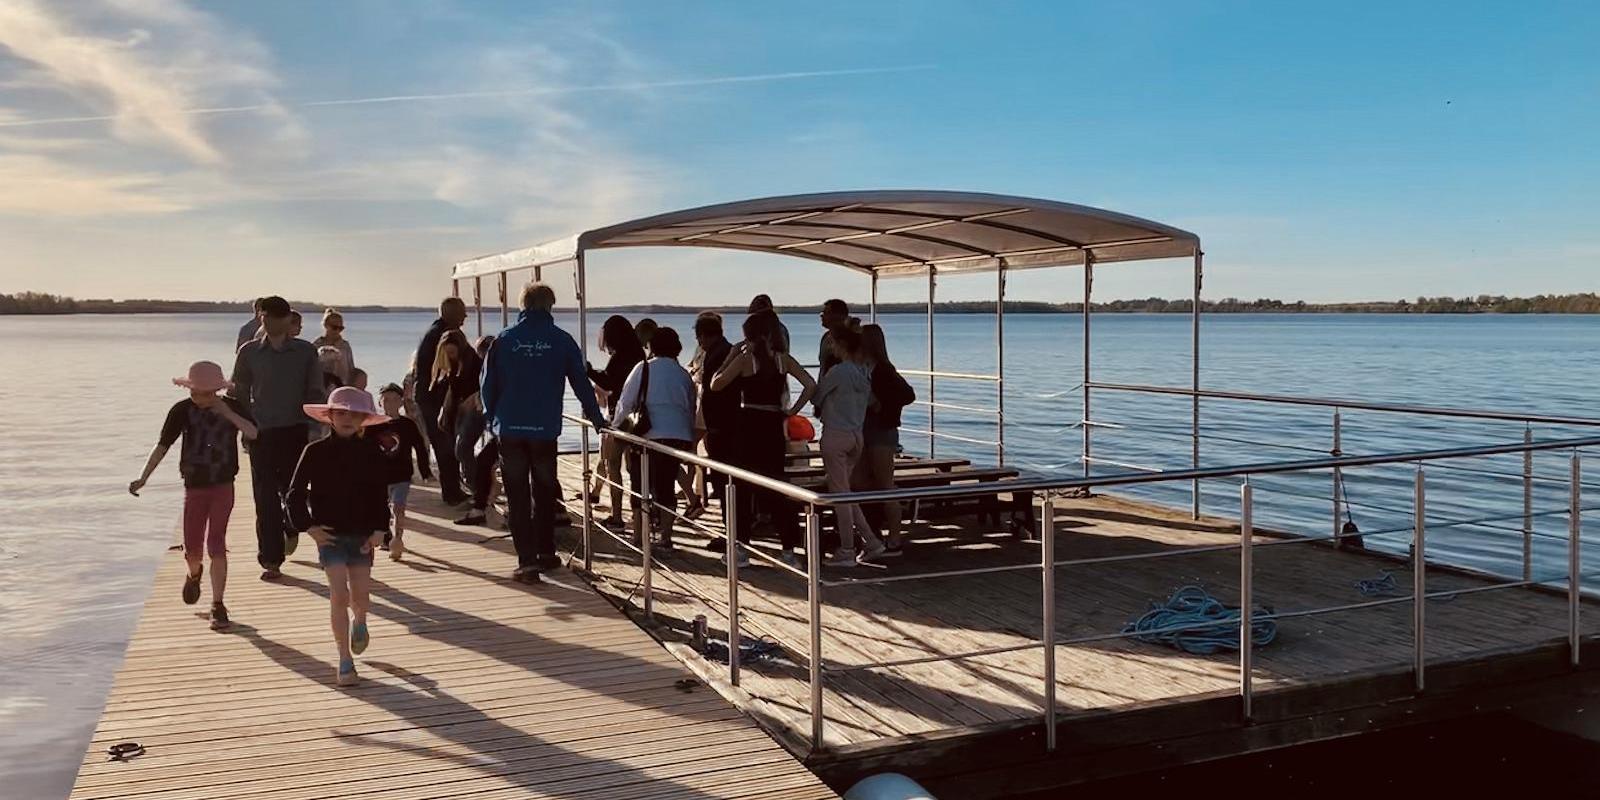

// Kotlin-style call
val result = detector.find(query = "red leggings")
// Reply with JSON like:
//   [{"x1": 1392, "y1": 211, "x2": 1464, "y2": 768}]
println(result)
[{"x1": 183, "y1": 483, "x2": 235, "y2": 560}]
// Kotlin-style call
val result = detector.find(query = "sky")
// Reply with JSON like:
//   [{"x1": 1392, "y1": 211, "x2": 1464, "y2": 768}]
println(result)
[{"x1": 0, "y1": 0, "x2": 1596, "y2": 307}]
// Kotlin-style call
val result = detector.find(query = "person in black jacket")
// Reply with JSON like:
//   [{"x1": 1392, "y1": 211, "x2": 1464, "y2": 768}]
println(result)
[
  {"x1": 413, "y1": 297, "x2": 469, "y2": 505},
  {"x1": 585, "y1": 315, "x2": 644, "y2": 526},
  {"x1": 855, "y1": 324, "x2": 916, "y2": 554},
  {"x1": 374, "y1": 384, "x2": 433, "y2": 560},
  {"x1": 286, "y1": 387, "x2": 392, "y2": 687}
]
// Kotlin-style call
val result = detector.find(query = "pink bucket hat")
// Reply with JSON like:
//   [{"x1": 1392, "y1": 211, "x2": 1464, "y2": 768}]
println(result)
[
  {"x1": 303, "y1": 386, "x2": 390, "y2": 426},
  {"x1": 173, "y1": 361, "x2": 232, "y2": 393}
]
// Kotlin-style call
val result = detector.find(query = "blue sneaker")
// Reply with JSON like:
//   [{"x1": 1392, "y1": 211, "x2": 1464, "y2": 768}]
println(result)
[
  {"x1": 350, "y1": 621, "x2": 369, "y2": 655},
  {"x1": 337, "y1": 657, "x2": 358, "y2": 686}
]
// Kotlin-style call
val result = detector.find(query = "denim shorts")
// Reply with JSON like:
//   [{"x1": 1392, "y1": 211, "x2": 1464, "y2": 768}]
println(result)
[
  {"x1": 318, "y1": 534, "x2": 375, "y2": 568},
  {"x1": 387, "y1": 481, "x2": 411, "y2": 508}
]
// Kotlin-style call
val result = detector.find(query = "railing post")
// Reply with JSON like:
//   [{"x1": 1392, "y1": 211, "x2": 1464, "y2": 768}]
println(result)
[
  {"x1": 1524, "y1": 425, "x2": 1535, "y2": 581},
  {"x1": 1039, "y1": 491, "x2": 1056, "y2": 751},
  {"x1": 996, "y1": 261, "x2": 1006, "y2": 467},
  {"x1": 927, "y1": 266, "x2": 937, "y2": 458},
  {"x1": 1413, "y1": 465, "x2": 1426, "y2": 693},
  {"x1": 640, "y1": 448, "x2": 653, "y2": 620},
  {"x1": 1240, "y1": 479, "x2": 1254, "y2": 721},
  {"x1": 498, "y1": 272, "x2": 508, "y2": 329},
  {"x1": 726, "y1": 482, "x2": 742, "y2": 686},
  {"x1": 1332, "y1": 408, "x2": 1344, "y2": 544},
  {"x1": 1191, "y1": 248, "x2": 1203, "y2": 520},
  {"x1": 473, "y1": 276, "x2": 483, "y2": 338},
  {"x1": 1571, "y1": 451, "x2": 1583, "y2": 668},
  {"x1": 1082, "y1": 254, "x2": 1093, "y2": 478},
  {"x1": 806, "y1": 507, "x2": 825, "y2": 750},
  {"x1": 581, "y1": 427, "x2": 594, "y2": 572}
]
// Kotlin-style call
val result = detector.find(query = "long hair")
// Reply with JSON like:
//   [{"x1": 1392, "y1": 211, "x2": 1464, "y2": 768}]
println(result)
[
  {"x1": 599, "y1": 315, "x2": 643, "y2": 357},
  {"x1": 432, "y1": 329, "x2": 472, "y2": 385},
  {"x1": 860, "y1": 324, "x2": 893, "y2": 369},
  {"x1": 742, "y1": 313, "x2": 775, "y2": 361}
]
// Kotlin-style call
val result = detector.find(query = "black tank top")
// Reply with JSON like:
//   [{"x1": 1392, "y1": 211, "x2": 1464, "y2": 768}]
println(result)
[{"x1": 735, "y1": 352, "x2": 785, "y2": 409}]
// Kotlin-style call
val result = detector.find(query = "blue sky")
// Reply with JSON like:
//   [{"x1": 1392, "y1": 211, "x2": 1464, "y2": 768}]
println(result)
[{"x1": 1, "y1": 1, "x2": 1595, "y2": 306}]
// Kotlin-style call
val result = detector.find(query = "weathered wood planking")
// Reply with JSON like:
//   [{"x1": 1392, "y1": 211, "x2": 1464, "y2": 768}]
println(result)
[{"x1": 69, "y1": 465, "x2": 839, "y2": 800}]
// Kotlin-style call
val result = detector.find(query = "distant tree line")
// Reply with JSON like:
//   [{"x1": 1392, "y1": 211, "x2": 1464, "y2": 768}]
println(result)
[{"x1": 4, "y1": 291, "x2": 1598, "y2": 316}]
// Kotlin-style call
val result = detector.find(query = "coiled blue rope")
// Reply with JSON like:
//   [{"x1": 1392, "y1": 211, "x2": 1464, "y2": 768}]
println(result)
[{"x1": 1123, "y1": 585, "x2": 1277, "y2": 655}]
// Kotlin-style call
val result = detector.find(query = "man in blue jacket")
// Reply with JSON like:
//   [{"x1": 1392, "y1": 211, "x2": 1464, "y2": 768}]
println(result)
[{"x1": 481, "y1": 282, "x2": 606, "y2": 581}]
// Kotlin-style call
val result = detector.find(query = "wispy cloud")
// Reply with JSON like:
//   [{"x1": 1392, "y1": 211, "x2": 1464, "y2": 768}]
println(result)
[
  {"x1": 0, "y1": 0, "x2": 289, "y2": 162},
  {"x1": 0, "y1": 65, "x2": 935, "y2": 130}
]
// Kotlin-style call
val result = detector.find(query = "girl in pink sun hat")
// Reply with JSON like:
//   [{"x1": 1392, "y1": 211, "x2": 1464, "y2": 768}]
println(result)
[
  {"x1": 284, "y1": 386, "x2": 391, "y2": 686},
  {"x1": 129, "y1": 361, "x2": 258, "y2": 631}
]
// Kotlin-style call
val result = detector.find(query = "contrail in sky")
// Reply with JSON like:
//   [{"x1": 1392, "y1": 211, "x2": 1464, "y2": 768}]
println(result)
[{"x1": 0, "y1": 65, "x2": 936, "y2": 128}]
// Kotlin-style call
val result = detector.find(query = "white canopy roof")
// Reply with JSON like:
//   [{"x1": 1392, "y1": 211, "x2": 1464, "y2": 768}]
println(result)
[{"x1": 451, "y1": 190, "x2": 1199, "y2": 280}]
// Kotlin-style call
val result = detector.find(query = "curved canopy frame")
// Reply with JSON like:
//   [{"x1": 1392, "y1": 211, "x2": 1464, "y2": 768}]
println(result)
[
  {"x1": 451, "y1": 190, "x2": 1198, "y2": 280},
  {"x1": 448, "y1": 190, "x2": 1205, "y2": 516}
]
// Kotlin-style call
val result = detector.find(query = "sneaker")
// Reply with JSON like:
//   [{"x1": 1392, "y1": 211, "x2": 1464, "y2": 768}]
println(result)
[
  {"x1": 389, "y1": 536, "x2": 405, "y2": 561},
  {"x1": 351, "y1": 621, "x2": 370, "y2": 655},
  {"x1": 778, "y1": 551, "x2": 803, "y2": 570},
  {"x1": 209, "y1": 603, "x2": 230, "y2": 631},
  {"x1": 260, "y1": 567, "x2": 282, "y2": 582},
  {"x1": 283, "y1": 532, "x2": 298, "y2": 557},
  {"x1": 453, "y1": 511, "x2": 487, "y2": 526},
  {"x1": 655, "y1": 541, "x2": 677, "y2": 557},
  {"x1": 534, "y1": 554, "x2": 563, "y2": 571},
  {"x1": 826, "y1": 552, "x2": 860, "y2": 568},
  {"x1": 336, "y1": 658, "x2": 359, "y2": 686},
  {"x1": 181, "y1": 567, "x2": 202, "y2": 605},
  {"x1": 684, "y1": 502, "x2": 706, "y2": 521},
  {"x1": 720, "y1": 550, "x2": 750, "y2": 569},
  {"x1": 602, "y1": 514, "x2": 625, "y2": 531},
  {"x1": 513, "y1": 568, "x2": 541, "y2": 585},
  {"x1": 878, "y1": 544, "x2": 905, "y2": 558},
  {"x1": 859, "y1": 542, "x2": 888, "y2": 563},
  {"x1": 706, "y1": 536, "x2": 727, "y2": 553}
]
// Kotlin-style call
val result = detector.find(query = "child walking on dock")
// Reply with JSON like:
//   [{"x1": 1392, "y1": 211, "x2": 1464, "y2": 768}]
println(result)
[
  {"x1": 285, "y1": 387, "x2": 392, "y2": 685},
  {"x1": 374, "y1": 383, "x2": 433, "y2": 561},
  {"x1": 129, "y1": 361, "x2": 257, "y2": 630}
]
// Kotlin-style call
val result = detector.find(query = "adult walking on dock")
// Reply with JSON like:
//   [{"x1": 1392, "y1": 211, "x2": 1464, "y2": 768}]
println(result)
[
  {"x1": 229, "y1": 295, "x2": 324, "y2": 579},
  {"x1": 311, "y1": 308, "x2": 356, "y2": 384},
  {"x1": 414, "y1": 297, "x2": 470, "y2": 506},
  {"x1": 480, "y1": 282, "x2": 606, "y2": 582},
  {"x1": 235, "y1": 297, "x2": 265, "y2": 351}
]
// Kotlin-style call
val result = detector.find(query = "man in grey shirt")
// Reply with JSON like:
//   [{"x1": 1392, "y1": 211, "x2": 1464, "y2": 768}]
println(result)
[{"x1": 230, "y1": 295, "x2": 324, "y2": 579}]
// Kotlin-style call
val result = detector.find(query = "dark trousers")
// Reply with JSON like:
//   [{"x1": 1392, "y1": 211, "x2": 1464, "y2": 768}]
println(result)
[
  {"x1": 501, "y1": 437, "x2": 559, "y2": 568},
  {"x1": 627, "y1": 440, "x2": 689, "y2": 545},
  {"x1": 703, "y1": 427, "x2": 736, "y2": 502},
  {"x1": 455, "y1": 405, "x2": 485, "y2": 493},
  {"x1": 249, "y1": 424, "x2": 307, "y2": 569},
  {"x1": 418, "y1": 397, "x2": 464, "y2": 502},
  {"x1": 471, "y1": 438, "x2": 500, "y2": 511},
  {"x1": 733, "y1": 410, "x2": 798, "y2": 549}
]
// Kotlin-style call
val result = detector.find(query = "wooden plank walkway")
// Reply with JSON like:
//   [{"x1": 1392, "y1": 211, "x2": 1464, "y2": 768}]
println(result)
[
  {"x1": 69, "y1": 467, "x2": 839, "y2": 800},
  {"x1": 552, "y1": 453, "x2": 1600, "y2": 759}
]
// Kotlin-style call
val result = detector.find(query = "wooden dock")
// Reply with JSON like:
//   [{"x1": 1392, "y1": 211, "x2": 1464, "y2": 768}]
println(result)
[
  {"x1": 68, "y1": 468, "x2": 840, "y2": 800},
  {"x1": 552, "y1": 453, "x2": 1600, "y2": 797}
]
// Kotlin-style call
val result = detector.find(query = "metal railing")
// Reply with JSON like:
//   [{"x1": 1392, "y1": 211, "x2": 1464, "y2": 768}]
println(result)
[{"x1": 559, "y1": 408, "x2": 1598, "y2": 754}]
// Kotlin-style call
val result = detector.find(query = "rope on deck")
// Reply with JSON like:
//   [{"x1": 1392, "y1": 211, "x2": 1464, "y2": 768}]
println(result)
[{"x1": 1123, "y1": 585, "x2": 1277, "y2": 655}]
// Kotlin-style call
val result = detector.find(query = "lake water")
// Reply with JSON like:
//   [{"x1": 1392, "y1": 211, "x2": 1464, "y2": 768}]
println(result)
[{"x1": 3, "y1": 311, "x2": 1597, "y2": 796}]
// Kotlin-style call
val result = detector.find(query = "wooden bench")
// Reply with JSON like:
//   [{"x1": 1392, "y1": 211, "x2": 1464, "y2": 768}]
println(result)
[
  {"x1": 794, "y1": 466, "x2": 1036, "y2": 536},
  {"x1": 783, "y1": 457, "x2": 970, "y2": 480}
]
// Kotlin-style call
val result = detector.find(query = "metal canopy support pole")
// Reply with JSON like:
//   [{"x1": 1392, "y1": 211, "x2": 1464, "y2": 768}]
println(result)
[
  {"x1": 1524, "y1": 426, "x2": 1534, "y2": 581},
  {"x1": 1240, "y1": 479, "x2": 1254, "y2": 721},
  {"x1": 1191, "y1": 249, "x2": 1203, "y2": 519},
  {"x1": 473, "y1": 276, "x2": 483, "y2": 338},
  {"x1": 1414, "y1": 465, "x2": 1426, "y2": 693},
  {"x1": 870, "y1": 273, "x2": 879, "y2": 323},
  {"x1": 1082, "y1": 254, "x2": 1093, "y2": 477},
  {"x1": 1570, "y1": 451, "x2": 1583, "y2": 668},
  {"x1": 726, "y1": 483, "x2": 742, "y2": 686},
  {"x1": 1332, "y1": 409, "x2": 1344, "y2": 544},
  {"x1": 1040, "y1": 492, "x2": 1056, "y2": 751},
  {"x1": 580, "y1": 426, "x2": 593, "y2": 572},
  {"x1": 927, "y1": 267, "x2": 937, "y2": 458},
  {"x1": 575, "y1": 253, "x2": 588, "y2": 367},
  {"x1": 806, "y1": 508, "x2": 824, "y2": 750},
  {"x1": 498, "y1": 272, "x2": 508, "y2": 329},
  {"x1": 451, "y1": 279, "x2": 460, "y2": 299},
  {"x1": 996, "y1": 262, "x2": 1006, "y2": 466}
]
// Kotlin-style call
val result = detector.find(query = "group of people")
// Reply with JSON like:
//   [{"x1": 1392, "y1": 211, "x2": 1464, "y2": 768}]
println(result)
[{"x1": 128, "y1": 283, "x2": 916, "y2": 686}]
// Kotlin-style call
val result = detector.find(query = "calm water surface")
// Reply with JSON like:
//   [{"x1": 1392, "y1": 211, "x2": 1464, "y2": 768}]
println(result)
[{"x1": 2, "y1": 311, "x2": 1596, "y2": 796}]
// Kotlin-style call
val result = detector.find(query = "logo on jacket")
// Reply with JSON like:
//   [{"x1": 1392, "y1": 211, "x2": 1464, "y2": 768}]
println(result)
[{"x1": 512, "y1": 340, "x2": 553, "y2": 356}]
